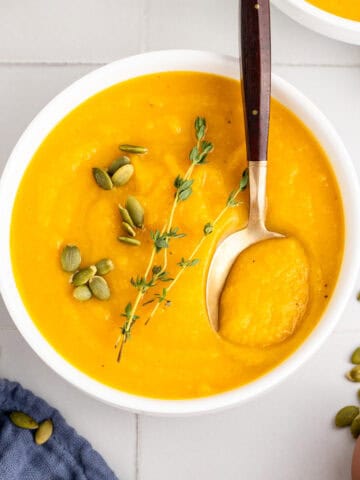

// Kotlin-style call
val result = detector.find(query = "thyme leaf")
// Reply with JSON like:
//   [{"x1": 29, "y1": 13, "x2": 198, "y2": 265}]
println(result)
[
  {"x1": 120, "y1": 303, "x2": 139, "y2": 332},
  {"x1": 174, "y1": 176, "x2": 194, "y2": 202},
  {"x1": 240, "y1": 168, "x2": 249, "y2": 191},
  {"x1": 130, "y1": 276, "x2": 156, "y2": 293},
  {"x1": 155, "y1": 288, "x2": 168, "y2": 303},
  {"x1": 195, "y1": 117, "x2": 206, "y2": 141},
  {"x1": 177, "y1": 257, "x2": 200, "y2": 268}
]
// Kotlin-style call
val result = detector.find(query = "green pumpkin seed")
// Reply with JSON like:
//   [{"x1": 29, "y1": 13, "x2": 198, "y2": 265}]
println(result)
[
  {"x1": 335, "y1": 406, "x2": 360, "y2": 427},
  {"x1": 73, "y1": 285, "x2": 92, "y2": 301},
  {"x1": 122, "y1": 222, "x2": 136, "y2": 237},
  {"x1": 118, "y1": 236, "x2": 141, "y2": 246},
  {"x1": 35, "y1": 419, "x2": 53, "y2": 445},
  {"x1": 119, "y1": 205, "x2": 135, "y2": 228},
  {"x1": 95, "y1": 258, "x2": 114, "y2": 275},
  {"x1": 89, "y1": 276, "x2": 110, "y2": 300},
  {"x1": 125, "y1": 196, "x2": 144, "y2": 228},
  {"x1": 351, "y1": 414, "x2": 360, "y2": 438},
  {"x1": 107, "y1": 156, "x2": 131, "y2": 175},
  {"x1": 61, "y1": 245, "x2": 81, "y2": 272},
  {"x1": 351, "y1": 347, "x2": 360, "y2": 365},
  {"x1": 92, "y1": 168, "x2": 113, "y2": 190},
  {"x1": 9, "y1": 411, "x2": 38, "y2": 430},
  {"x1": 119, "y1": 144, "x2": 148, "y2": 154},
  {"x1": 71, "y1": 265, "x2": 97, "y2": 287},
  {"x1": 112, "y1": 164, "x2": 134, "y2": 187},
  {"x1": 346, "y1": 365, "x2": 360, "y2": 382}
]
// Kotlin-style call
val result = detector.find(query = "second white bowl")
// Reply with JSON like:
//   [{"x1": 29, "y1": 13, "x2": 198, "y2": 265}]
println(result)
[{"x1": 272, "y1": 0, "x2": 360, "y2": 45}]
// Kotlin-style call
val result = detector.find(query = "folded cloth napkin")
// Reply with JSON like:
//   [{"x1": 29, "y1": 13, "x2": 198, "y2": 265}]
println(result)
[{"x1": 0, "y1": 379, "x2": 118, "y2": 480}]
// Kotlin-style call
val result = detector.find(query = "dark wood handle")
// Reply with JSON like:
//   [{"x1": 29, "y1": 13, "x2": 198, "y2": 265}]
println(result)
[{"x1": 241, "y1": 0, "x2": 271, "y2": 163}]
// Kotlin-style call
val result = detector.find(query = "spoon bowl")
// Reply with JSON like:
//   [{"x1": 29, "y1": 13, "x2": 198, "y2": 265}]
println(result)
[{"x1": 206, "y1": 161, "x2": 284, "y2": 331}]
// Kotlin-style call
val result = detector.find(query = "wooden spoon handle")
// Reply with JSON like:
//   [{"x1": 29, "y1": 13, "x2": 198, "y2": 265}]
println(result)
[{"x1": 241, "y1": 0, "x2": 271, "y2": 163}]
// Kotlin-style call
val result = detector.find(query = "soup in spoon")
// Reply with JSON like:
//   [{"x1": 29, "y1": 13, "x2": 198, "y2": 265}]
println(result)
[{"x1": 220, "y1": 237, "x2": 310, "y2": 347}]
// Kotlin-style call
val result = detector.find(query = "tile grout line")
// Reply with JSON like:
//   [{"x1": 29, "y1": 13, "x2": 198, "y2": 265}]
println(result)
[
  {"x1": 135, "y1": 414, "x2": 141, "y2": 480},
  {"x1": 0, "y1": 60, "x2": 360, "y2": 68},
  {"x1": 0, "y1": 61, "x2": 106, "y2": 67}
]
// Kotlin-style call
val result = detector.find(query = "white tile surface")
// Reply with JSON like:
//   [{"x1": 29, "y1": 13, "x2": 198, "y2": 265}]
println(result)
[
  {"x1": 146, "y1": 0, "x2": 238, "y2": 56},
  {"x1": 147, "y1": 2, "x2": 360, "y2": 65},
  {"x1": 0, "y1": 0, "x2": 143, "y2": 63},
  {"x1": 139, "y1": 332, "x2": 356, "y2": 480},
  {"x1": 271, "y1": 8, "x2": 360, "y2": 66},
  {"x1": 1, "y1": 2, "x2": 360, "y2": 480},
  {"x1": 0, "y1": 1, "x2": 359, "y2": 66},
  {"x1": 0, "y1": 65, "x2": 94, "y2": 168}
]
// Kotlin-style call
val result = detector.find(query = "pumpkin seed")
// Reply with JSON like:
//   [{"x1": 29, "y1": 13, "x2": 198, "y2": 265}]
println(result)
[
  {"x1": 92, "y1": 168, "x2": 113, "y2": 190},
  {"x1": 61, "y1": 245, "x2": 81, "y2": 272},
  {"x1": 351, "y1": 347, "x2": 360, "y2": 365},
  {"x1": 119, "y1": 144, "x2": 148, "y2": 154},
  {"x1": 35, "y1": 419, "x2": 53, "y2": 445},
  {"x1": 122, "y1": 222, "x2": 136, "y2": 237},
  {"x1": 346, "y1": 365, "x2": 360, "y2": 382},
  {"x1": 351, "y1": 414, "x2": 360, "y2": 438},
  {"x1": 89, "y1": 276, "x2": 110, "y2": 300},
  {"x1": 118, "y1": 236, "x2": 141, "y2": 246},
  {"x1": 9, "y1": 411, "x2": 38, "y2": 430},
  {"x1": 125, "y1": 196, "x2": 144, "y2": 228},
  {"x1": 112, "y1": 164, "x2": 134, "y2": 187},
  {"x1": 95, "y1": 258, "x2": 114, "y2": 275},
  {"x1": 72, "y1": 265, "x2": 97, "y2": 287},
  {"x1": 335, "y1": 406, "x2": 359, "y2": 427},
  {"x1": 107, "y1": 156, "x2": 131, "y2": 175},
  {"x1": 73, "y1": 285, "x2": 92, "y2": 301},
  {"x1": 119, "y1": 205, "x2": 135, "y2": 228}
]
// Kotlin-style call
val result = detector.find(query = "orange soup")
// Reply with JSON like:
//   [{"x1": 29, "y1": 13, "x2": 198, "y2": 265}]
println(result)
[
  {"x1": 10, "y1": 72, "x2": 344, "y2": 399},
  {"x1": 306, "y1": 0, "x2": 360, "y2": 22}
]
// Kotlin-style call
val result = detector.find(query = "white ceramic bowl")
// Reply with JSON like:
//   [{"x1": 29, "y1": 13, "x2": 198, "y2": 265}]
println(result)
[
  {"x1": 0, "y1": 50, "x2": 359, "y2": 415},
  {"x1": 272, "y1": 0, "x2": 360, "y2": 44}
]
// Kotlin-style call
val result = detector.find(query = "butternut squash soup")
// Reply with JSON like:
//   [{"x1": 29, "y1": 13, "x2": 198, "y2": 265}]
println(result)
[
  {"x1": 306, "y1": 0, "x2": 360, "y2": 22},
  {"x1": 10, "y1": 72, "x2": 344, "y2": 399}
]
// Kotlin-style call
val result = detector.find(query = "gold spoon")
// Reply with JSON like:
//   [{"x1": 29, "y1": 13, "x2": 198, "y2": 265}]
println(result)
[{"x1": 206, "y1": 0, "x2": 284, "y2": 331}]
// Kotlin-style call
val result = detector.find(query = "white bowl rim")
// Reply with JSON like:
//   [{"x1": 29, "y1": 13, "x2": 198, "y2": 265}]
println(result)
[
  {"x1": 272, "y1": 0, "x2": 360, "y2": 45},
  {"x1": 0, "y1": 49, "x2": 359, "y2": 416}
]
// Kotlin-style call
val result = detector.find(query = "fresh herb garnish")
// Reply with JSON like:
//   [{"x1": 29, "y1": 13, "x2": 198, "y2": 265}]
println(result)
[
  {"x1": 114, "y1": 119, "x2": 249, "y2": 361},
  {"x1": 115, "y1": 117, "x2": 213, "y2": 360}
]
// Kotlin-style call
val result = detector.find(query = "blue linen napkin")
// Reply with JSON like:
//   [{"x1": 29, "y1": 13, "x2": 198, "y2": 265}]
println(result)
[{"x1": 0, "y1": 379, "x2": 118, "y2": 480}]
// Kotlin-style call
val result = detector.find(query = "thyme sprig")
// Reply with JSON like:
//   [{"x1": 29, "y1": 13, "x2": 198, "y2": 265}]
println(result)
[
  {"x1": 115, "y1": 117, "x2": 213, "y2": 360},
  {"x1": 145, "y1": 168, "x2": 249, "y2": 325}
]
